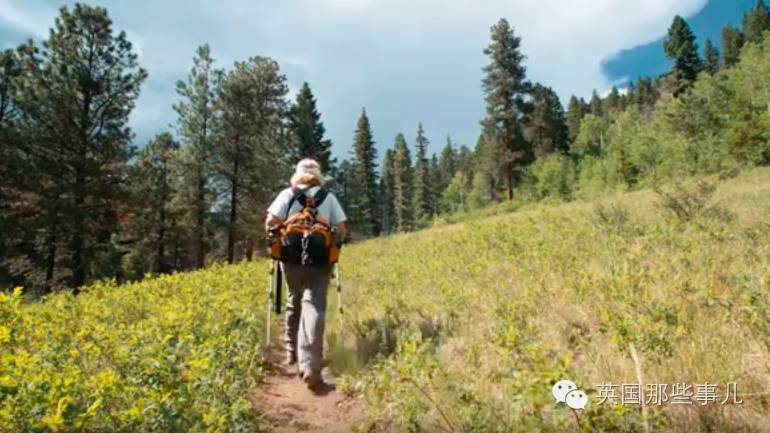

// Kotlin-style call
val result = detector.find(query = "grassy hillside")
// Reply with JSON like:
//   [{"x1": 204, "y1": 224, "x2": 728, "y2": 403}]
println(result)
[
  {"x1": 3, "y1": 167, "x2": 770, "y2": 432},
  {"x1": 330, "y1": 167, "x2": 770, "y2": 432},
  {"x1": 1, "y1": 263, "x2": 268, "y2": 432}
]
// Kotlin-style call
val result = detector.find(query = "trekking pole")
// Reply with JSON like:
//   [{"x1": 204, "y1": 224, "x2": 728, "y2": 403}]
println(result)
[
  {"x1": 275, "y1": 261, "x2": 283, "y2": 315},
  {"x1": 264, "y1": 260, "x2": 275, "y2": 350},
  {"x1": 335, "y1": 262, "x2": 343, "y2": 332}
]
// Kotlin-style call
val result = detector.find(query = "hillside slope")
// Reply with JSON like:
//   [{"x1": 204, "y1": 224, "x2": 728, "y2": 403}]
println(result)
[
  {"x1": 2, "y1": 167, "x2": 770, "y2": 433},
  {"x1": 330, "y1": 167, "x2": 770, "y2": 432}
]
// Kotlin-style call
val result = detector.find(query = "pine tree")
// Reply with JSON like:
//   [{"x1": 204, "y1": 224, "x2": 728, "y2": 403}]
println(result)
[
  {"x1": 288, "y1": 82, "x2": 333, "y2": 172},
  {"x1": 349, "y1": 109, "x2": 380, "y2": 236},
  {"x1": 429, "y1": 154, "x2": 442, "y2": 215},
  {"x1": 743, "y1": 0, "x2": 770, "y2": 44},
  {"x1": 634, "y1": 77, "x2": 658, "y2": 112},
  {"x1": 565, "y1": 95, "x2": 586, "y2": 143},
  {"x1": 216, "y1": 57, "x2": 288, "y2": 263},
  {"x1": 392, "y1": 134, "x2": 413, "y2": 231},
  {"x1": 481, "y1": 18, "x2": 530, "y2": 201},
  {"x1": 14, "y1": 5, "x2": 146, "y2": 291},
  {"x1": 0, "y1": 49, "x2": 22, "y2": 287},
  {"x1": 525, "y1": 84, "x2": 569, "y2": 158},
  {"x1": 125, "y1": 133, "x2": 180, "y2": 276},
  {"x1": 663, "y1": 15, "x2": 702, "y2": 96},
  {"x1": 412, "y1": 123, "x2": 432, "y2": 220},
  {"x1": 703, "y1": 39, "x2": 721, "y2": 75},
  {"x1": 456, "y1": 145, "x2": 475, "y2": 188},
  {"x1": 438, "y1": 136, "x2": 458, "y2": 191},
  {"x1": 722, "y1": 24, "x2": 746, "y2": 67},
  {"x1": 333, "y1": 159, "x2": 353, "y2": 210},
  {"x1": 379, "y1": 149, "x2": 396, "y2": 234},
  {"x1": 175, "y1": 44, "x2": 222, "y2": 269},
  {"x1": 621, "y1": 81, "x2": 636, "y2": 110},
  {"x1": 588, "y1": 90, "x2": 603, "y2": 117},
  {"x1": 604, "y1": 86, "x2": 622, "y2": 115}
]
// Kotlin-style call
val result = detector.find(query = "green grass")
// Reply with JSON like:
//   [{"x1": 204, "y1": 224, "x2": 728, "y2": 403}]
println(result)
[
  {"x1": 327, "y1": 166, "x2": 770, "y2": 432},
  {"x1": 4, "y1": 167, "x2": 770, "y2": 433}
]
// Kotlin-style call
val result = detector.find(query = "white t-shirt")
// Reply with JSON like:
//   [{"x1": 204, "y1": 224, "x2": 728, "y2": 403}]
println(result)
[{"x1": 267, "y1": 185, "x2": 347, "y2": 225}]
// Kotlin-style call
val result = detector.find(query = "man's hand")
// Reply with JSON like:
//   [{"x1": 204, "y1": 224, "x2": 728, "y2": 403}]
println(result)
[
  {"x1": 265, "y1": 214, "x2": 283, "y2": 233},
  {"x1": 332, "y1": 221, "x2": 348, "y2": 245}
]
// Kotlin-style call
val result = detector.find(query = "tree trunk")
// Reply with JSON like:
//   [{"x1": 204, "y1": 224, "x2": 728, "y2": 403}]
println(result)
[
  {"x1": 70, "y1": 166, "x2": 86, "y2": 294},
  {"x1": 227, "y1": 158, "x2": 239, "y2": 264},
  {"x1": 195, "y1": 171, "x2": 206, "y2": 269},
  {"x1": 44, "y1": 225, "x2": 57, "y2": 294},
  {"x1": 245, "y1": 239, "x2": 253, "y2": 261},
  {"x1": 156, "y1": 223, "x2": 166, "y2": 274},
  {"x1": 506, "y1": 162, "x2": 513, "y2": 201}
]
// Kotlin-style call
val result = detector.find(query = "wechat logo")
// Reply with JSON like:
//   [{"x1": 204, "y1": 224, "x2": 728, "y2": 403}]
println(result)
[{"x1": 552, "y1": 379, "x2": 588, "y2": 410}]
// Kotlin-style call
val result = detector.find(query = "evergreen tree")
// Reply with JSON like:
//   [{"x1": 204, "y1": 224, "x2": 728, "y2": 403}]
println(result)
[
  {"x1": 438, "y1": 136, "x2": 458, "y2": 192},
  {"x1": 565, "y1": 95, "x2": 586, "y2": 143},
  {"x1": 588, "y1": 90, "x2": 603, "y2": 117},
  {"x1": 525, "y1": 84, "x2": 569, "y2": 157},
  {"x1": 604, "y1": 86, "x2": 622, "y2": 115},
  {"x1": 0, "y1": 49, "x2": 18, "y2": 134},
  {"x1": 125, "y1": 133, "x2": 180, "y2": 276},
  {"x1": 481, "y1": 18, "x2": 530, "y2": 201},
  {"x1": 0, "y1": 49, "x2": 22, "y2": 287},
  {"x1": 14, "y1": 5, "x2": 146, "y2": 291},
  {"x1": 722, "y1": 24, "x2": 746, "y2": 67},
  {"x1": 349, "y1": 109, "x2": 380, "y2": 236},
  {"x1": 429, "y1": 154, "x2": 442, "y2": 215},
  {"x1": 287, "y1": 82, "x2": 333, "y2": 172},
  {"x1": 703, "y1": 39, "x2": 721, "y2": 75},
  {"x1": 742, "y1": 0, "x2": 770, "y2": 44},
  {"x1": 379, "y1": 149, "x2": 396, "y2": 234},
  {"x1": 635, "y1": 77, "x2": 658, "y2": 112},
  {"x1": 174, "y1": 44, "x2": 222, "y2": 269},
  {"x1": 456, "y1": 145, "x2": 475, "y2": 181},
  {"x1": 392, "y1": 134, "x2": 413, "y2": 231},
  {"x1": 663, "y1": 15, "x2": 702, "y2": 96},
  {"x1": 622, "y1": 81, "x2": 636, "y2": 109},
  {"x1": 412, "y1": 122, "x2": 432, "y2": 220},
  {"x1": 216, "y1": 57, "x2": 288, "y2": 263},
  {"x1": 333, "y1": 159, "x2": 353, "y2": 211}
]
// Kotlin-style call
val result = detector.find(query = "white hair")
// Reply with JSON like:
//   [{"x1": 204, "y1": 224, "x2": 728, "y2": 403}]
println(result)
[{"x1": 290, "y1": 158, "x2": 325, "y2": 187}]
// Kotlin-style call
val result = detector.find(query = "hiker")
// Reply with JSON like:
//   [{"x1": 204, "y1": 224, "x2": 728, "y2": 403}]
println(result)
[{"x1": 265, "y1": 158, "x2": 347, "y2": 390}]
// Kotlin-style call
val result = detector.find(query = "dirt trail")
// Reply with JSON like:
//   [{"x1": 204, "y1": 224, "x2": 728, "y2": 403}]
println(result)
[{"x1": 251, "y1": 356, "x2": 367, "y2": 433}]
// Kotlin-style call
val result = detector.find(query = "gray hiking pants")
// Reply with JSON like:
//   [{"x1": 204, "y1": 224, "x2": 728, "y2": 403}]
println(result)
[{"x1": 281, "y1": 262, "x2": 331, "y2": 376}]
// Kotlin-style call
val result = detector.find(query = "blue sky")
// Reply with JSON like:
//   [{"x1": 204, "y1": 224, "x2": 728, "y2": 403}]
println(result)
[
  {"x1": 602, "y1": 0, "x2": 754, "y2": 84},
  {"x1": 0, "y1": 0, "x2": 749, "y2": 160}
]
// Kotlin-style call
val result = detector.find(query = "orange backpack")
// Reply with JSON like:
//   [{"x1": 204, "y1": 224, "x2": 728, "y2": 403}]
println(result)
[{"x1": 269, "y1": 188, "x2": 341, "y2": 267}]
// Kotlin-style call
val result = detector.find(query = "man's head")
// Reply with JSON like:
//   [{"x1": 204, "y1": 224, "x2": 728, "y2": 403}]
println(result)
[{"x1": 290, "y1": 158, "x2": 325, "y2": 188}]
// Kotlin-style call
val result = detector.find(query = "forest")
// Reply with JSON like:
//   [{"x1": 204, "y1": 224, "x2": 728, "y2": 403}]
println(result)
[{"x1": 2, "y1": 1, "x2": 770, "y2": 294}]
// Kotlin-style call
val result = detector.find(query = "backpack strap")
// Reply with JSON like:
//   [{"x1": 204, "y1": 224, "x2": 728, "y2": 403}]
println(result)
[
  {"x1": 283, "y1": 187, "x2": 329, "y2": 219},
  {"x1": 284, "y1": 188, "x2": 309, "y2": 220},
  {"x1": 311, "y1": 188, "x2": 329, "y2": 209}
]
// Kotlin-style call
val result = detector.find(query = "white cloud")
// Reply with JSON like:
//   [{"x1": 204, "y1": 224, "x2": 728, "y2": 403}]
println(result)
[
  {"x1": 328, "y1": 0, "x2": 375, "y2": 10},
  {"x1": 0, "y1": 0, "x2": 54, "y2": 37},
  {"x1": 1, "y1": 0, "x2": 710, "y2": 156}
]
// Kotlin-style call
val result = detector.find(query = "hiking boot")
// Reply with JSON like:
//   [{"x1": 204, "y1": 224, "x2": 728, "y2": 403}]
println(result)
[{"x1": 302, "y1": 370, "x2": 323, "y2": 391}]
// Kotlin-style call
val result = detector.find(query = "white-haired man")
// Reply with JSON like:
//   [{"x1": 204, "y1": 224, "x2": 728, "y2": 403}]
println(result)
[{"x1": 265, "y1": 158, "x2": 348, "y2": 390}]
